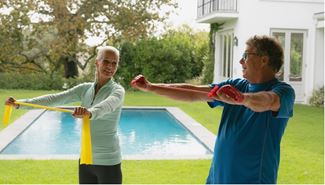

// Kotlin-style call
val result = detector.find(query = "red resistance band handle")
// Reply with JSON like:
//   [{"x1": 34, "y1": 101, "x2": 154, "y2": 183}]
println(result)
[
  {"x1": 131, "y1": 75, "x2": 145, "y2": 85},
  {"x1": 208, "y1": 85, "x2": 219, "y2": 98},
  {"x1": 208, "y1": 84, "x2": 244, "y2": 103}
]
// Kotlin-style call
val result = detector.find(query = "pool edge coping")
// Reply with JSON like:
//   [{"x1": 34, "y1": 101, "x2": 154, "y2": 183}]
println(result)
[{"x1": 0, "y1": 109, "x2": 45, "y2": 153}]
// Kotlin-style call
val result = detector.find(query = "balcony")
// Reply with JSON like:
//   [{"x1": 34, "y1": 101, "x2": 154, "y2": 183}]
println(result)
[{"x1": 197, "y1": 0, "x2": 238, "y2": 23}]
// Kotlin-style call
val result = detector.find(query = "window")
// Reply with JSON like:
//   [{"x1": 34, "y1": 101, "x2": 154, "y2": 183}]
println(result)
[
  {"x1": 273, "y1": 32, "x2": 285, "y2": 81},
  {"x1": 272, "y1": 30, "x2": 305, "y2": 82},
  {"x1": 290, "y1": 33, "x2": 304, "y2": 81}
]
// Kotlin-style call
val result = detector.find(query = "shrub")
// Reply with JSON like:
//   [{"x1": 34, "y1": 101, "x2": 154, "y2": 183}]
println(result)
[
  {"x1": 0, "y1": 72, "x2": 93, "y2": 90},
  {"x1": 309, "y1": 86, "x2": 324, "y2": 107},
  {"x1": 116, "y1": 29, "x2": 209, "y2": 89},
  {"x1": 0, "y1": 72, "x2": 63, "y2": 90}
]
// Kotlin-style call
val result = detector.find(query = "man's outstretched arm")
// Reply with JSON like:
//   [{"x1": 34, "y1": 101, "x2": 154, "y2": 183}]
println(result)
[
  {"x1": 131, "y1": 75, "x2": 214, "y2": 102},
  {"x1": 212, "y1": 85, "x2": 281, "y2": 112},
  {"x1": 242, "y1": 91, "x2": 280, "y2": 112}
]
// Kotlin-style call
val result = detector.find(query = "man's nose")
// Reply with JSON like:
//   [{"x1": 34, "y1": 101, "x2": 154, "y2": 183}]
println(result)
[{"x1": 239, "y1": 58, "x2": 245, "y2": 65}]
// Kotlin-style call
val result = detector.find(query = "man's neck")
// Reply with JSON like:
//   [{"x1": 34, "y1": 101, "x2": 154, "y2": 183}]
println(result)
[{"x1": 250, "y1": 71, "x2": 276, "y2": 84}]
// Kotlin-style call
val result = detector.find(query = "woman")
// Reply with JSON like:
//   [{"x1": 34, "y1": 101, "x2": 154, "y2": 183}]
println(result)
[{"x1": 5, "y1": 46, "x2": 125, "y2": 184}]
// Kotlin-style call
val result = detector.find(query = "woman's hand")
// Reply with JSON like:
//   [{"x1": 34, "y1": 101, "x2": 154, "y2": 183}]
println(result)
[
  {"x1": 72, "y1": 106, "x2": 92, "y2": 119},
  {"x1": 5, "y1": 96, "x2": 19, "y2": 108}
]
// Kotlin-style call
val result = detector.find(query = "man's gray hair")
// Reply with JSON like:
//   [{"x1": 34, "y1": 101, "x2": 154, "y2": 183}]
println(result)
[{"x1": 96, "y1": 46, "x2": 120, "y2": 61}]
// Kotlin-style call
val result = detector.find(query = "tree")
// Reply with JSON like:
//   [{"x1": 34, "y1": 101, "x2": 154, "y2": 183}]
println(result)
[
  {"x1": 201, "y1": 22, "x2": 223, "y2": 84},
  {"x1": 0, "y1": 0, "x2": 177, "y2": 78},
  {"x1": 116, "y1": 25, "x2": 209, "y2": 88}
]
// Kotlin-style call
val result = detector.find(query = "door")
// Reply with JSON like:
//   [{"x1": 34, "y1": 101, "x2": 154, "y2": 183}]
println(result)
[
  {"x1": 214, "y1": 30, "x2": 234, "y2": 82},
  {"x1": 271, "y1": 30, "x2": 306, "y2": 102}
]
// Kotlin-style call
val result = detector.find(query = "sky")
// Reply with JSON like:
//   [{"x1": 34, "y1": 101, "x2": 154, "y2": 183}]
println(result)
[{"x1": 165, "y1": 0, "x2": 209, "y2": 31}]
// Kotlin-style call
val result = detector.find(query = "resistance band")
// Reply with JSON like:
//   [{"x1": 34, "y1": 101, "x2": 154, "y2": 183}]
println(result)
[
  {"x1": 2, "y1": 102, "x2": 92, "y2": 164},
  {"x1": 3, "y1": 105, "x2": 13, "y2": 127}
]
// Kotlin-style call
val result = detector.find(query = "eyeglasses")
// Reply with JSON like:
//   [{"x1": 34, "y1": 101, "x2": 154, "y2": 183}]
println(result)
[{"x1": 242, "y1": 52, "x2": 259, "y2": 61}]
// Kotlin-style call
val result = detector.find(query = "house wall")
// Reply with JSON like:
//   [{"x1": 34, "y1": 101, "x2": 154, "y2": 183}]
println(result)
[
  {"x1": 213, "y1": 0, "x2": 323, "y2": 103},
  {"x1": 313, "y1": 27, "x2": 324, "y2": 89}
]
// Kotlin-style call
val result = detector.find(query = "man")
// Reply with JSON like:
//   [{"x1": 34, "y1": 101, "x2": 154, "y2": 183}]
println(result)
[{"x1": 131, "y1": 35, "x2": 295, "y2": 183}]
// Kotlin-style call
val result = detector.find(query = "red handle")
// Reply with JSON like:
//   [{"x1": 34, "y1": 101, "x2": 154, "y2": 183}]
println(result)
[
  {"x1": 208, "y1": 85, "x2": 219, "y2": 97},
  {"x1": 219, "y1": 85, "x2": 244, "y2": 102},
  {"x1": 131, "y1": 76, "x2": 145, "y2": 85},
  {"x1": 209, "y1": 84, "x2": 244, "y2": 103}
]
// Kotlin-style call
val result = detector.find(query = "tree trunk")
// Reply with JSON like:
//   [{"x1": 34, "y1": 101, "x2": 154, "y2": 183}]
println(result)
[{"x1": 61, "y1": 55, "x2": 79, "y2": 78}]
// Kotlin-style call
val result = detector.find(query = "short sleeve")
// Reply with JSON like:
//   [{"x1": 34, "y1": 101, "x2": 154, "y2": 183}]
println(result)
[{"x1": 272, "y1": 83, "x2": 295, "y2": 118}]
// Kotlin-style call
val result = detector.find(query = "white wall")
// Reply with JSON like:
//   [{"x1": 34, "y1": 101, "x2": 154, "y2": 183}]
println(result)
[{"x1": 313, "y1": 27, "x2": 324, "y2": 89}]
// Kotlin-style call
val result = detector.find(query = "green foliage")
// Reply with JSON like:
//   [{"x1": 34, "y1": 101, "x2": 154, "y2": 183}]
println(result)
[
  {"x1": 0, "y1": 73, "x2": 63, "y2": 90},
  {"x1": 309, "y1": 86, "x2": 324, "y2": 107},
  {"x1": 290, "y1": 34, "x2": 303, "y2": 79},
  {"x1": 116, "y1": 27, "x2": 209, "y2": 88},
  {"x1": 0, "y1": 25, "x2": 209, "y2": 90},
  {"x1": 62, "y1": 72, "x2": 95, "y2": 89},
  {"x1": 0, "y1": 72, "x2": 94, "y2": 90},
  {"x1": 202, "y1": 23, "x2": 224, "y2": 84},
  {"x1": 0, "y1": 0, "x2": 178, "y2": 76}
]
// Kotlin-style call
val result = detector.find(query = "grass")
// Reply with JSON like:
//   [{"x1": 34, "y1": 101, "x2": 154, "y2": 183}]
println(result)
[
  {"x1": 0, "y1": 89, "x2": 323, "y2": 184},
  {"x1": 0, "y1": 160, "x2": 211, "y2": 184},
  {"x1": 278, "y1": 104, "x2": 324, "y2": 183}
]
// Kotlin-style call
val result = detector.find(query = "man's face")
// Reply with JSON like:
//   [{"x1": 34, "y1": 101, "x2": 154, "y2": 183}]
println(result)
[
  {"x1": 96, "y1": 51, "x2": 118, "y2": 80},
  {"x1": 239, "y1": 45, "x2": 263, "y2": 82}
]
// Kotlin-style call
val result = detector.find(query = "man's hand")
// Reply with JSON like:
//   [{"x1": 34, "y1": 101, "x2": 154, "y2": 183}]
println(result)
[
  {"x1": 218, "y1": 85, "x2": 244, "y2": 102},
  {"x1": 208, "y1": 85, "x2": 219, "y2": 98},
  {"x1": 72, "y1": 107, "x2": 92, "y2": 119},
  {"x1": 209, "y1": 85, "x2": 244, "y2": 105},
  {"x1": 130, "y1": 74, "x2": 151, "y2": 92}
]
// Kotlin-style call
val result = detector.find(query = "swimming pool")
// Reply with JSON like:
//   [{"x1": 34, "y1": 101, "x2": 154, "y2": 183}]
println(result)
[{"x1": 0, "y1": 107, "x2": 215, "y2": 160}]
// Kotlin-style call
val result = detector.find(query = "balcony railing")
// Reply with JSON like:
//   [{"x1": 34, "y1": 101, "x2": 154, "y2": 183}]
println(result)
[{"x1": 197, "y1": 0, "x2": 237, "y2": 18}]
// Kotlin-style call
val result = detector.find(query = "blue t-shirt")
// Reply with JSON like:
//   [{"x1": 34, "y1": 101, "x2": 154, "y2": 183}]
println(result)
[{"x1": 206, "y1": 78, "x2": 295, "y2": 184}]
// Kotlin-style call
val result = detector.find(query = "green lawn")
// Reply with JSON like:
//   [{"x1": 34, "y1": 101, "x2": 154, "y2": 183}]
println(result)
[{"x1": 0, "y1": 89, "x2": 323, "y2": 184}]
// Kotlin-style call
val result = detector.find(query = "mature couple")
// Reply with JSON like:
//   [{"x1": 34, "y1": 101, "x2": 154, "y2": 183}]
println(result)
[{"x1": 5, "y1": 35, "x2": 295, "y2": 184}]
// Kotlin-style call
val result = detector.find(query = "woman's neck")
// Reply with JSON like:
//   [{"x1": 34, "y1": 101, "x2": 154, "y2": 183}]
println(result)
[{"x1": 95, "y1": 77, "x2": 111, "y2": 94}]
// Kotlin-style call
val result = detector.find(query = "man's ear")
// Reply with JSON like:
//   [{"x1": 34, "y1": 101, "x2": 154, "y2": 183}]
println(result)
[{"x1": 261, "y1": 55, "x2": 269, "y2": 67}]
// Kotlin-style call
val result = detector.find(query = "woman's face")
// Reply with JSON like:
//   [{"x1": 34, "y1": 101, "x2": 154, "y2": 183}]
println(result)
[{"x1": 96, "y1": 51, "x2": 119, "y2": 81}]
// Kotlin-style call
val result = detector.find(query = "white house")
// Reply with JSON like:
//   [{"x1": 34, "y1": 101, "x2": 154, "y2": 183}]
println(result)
[{"x1": 196, "y1": 0, "x2": 324, "y2": 103}]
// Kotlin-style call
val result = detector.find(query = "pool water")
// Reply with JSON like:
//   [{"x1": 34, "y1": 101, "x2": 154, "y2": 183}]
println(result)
[{"x1": 1, "y1": 109, "x2": 212, "y2": 156}]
